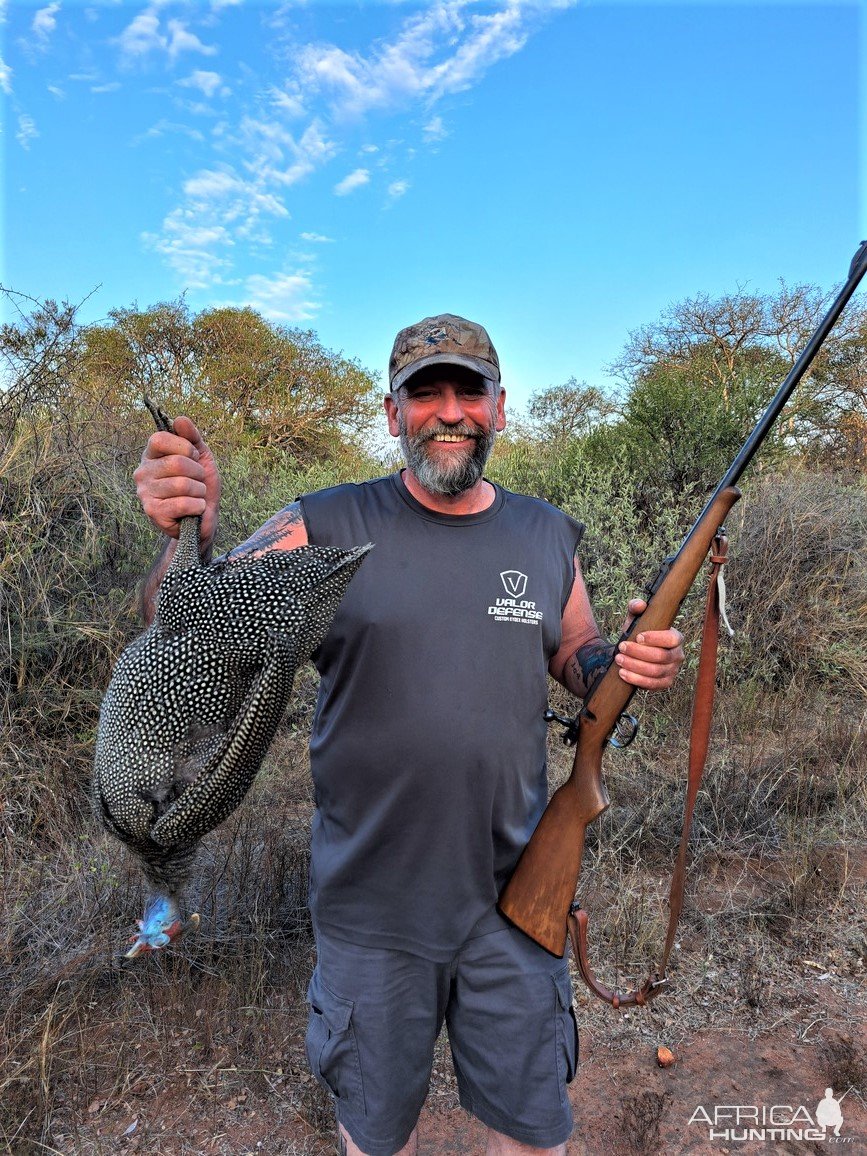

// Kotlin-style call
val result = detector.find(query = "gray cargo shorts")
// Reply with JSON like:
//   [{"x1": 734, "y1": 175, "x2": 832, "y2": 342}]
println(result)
[{"x1": 305, "y1": 919, "x2": 579, "y2": 1155}]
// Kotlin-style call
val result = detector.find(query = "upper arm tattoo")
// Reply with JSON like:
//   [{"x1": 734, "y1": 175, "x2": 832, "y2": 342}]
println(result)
[{"x1": 224, "y1": 502, "x2": 305, "y2": 561}]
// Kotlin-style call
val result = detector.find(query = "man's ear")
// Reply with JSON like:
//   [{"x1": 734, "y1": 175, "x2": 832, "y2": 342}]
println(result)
[
  {"x1": 495, "y1": 387, "x2": 507, "y2": 432},
  {"x1": 384, "y1": 392, "x2": 401, "y2": 438}
]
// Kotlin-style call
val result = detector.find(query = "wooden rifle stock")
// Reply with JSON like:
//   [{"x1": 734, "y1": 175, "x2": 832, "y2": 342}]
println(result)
[
  {"x1": 499, "y1": 486, "x2": 741, "y2": 956},
  {"x1": 498, "y1": 239, "x2": 867, "y2": 961}
]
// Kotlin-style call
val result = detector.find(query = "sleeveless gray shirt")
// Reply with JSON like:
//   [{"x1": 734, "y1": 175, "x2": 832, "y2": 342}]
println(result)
[{"x1": 300, "y1": 473, "x2": 584, "y2": 960}]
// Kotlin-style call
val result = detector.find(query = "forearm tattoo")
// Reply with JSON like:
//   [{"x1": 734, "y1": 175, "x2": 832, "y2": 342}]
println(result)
[
  {"x1": 225, "y1": 502, "x2": 304, "y2": 561},
  {"x1": 570, "y1": 641, "x2": 616, "y2": 700}
]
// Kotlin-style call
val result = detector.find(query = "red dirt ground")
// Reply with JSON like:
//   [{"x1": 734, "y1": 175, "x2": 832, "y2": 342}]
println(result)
[
  {"x1": 419, "y1": 978, "x2": 867, "y2": 1155},
  {"x1": 419, "y1": 1016, "x2": 867, "y2": 1154},
  {"x1": 59, "y1": 976, "x2": 864, "y2": 1155}
]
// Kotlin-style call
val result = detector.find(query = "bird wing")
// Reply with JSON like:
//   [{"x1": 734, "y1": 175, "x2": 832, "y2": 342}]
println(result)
[
  {"x1": 149, "y1": 630, "x2": 298, "y2": 848},
  {"x1": 156, "y1": 545, "x2": 371, "y2": 665}
]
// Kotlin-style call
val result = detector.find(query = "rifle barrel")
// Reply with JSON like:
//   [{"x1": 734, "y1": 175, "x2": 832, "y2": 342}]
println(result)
[
  {"x1": 623, "y1": 239, "x2": 867, "y2": 625},
  {"x1": 695, "y1": 239, "x2": 867, "y2": 539}
]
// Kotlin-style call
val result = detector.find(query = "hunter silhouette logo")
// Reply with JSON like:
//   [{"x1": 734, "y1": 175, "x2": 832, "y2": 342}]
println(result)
[
  {"x1": 816, "y1": 1088, "x2": 845, "y2": 1138},
  {"x1": 500, "y1": 570, "x2": 528, "y2": 598}
]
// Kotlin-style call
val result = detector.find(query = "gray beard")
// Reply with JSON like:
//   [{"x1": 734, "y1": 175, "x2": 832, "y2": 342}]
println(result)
[{"x1": 399, "y1": 418, "x2": 496, "y2": 497}]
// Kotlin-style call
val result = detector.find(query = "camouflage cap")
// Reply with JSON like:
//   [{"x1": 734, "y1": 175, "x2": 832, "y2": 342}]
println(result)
[{"x1": 388, "y1": 313, "x2": 500, "y2": 392}]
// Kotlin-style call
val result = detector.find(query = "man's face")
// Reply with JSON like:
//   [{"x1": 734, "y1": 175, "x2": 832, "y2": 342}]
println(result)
[{"x1": 385, "y1": 366, "x2": 506, "y2": 497}]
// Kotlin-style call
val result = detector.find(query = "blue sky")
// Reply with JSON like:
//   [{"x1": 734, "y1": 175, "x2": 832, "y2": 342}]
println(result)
[{"x1": 2, "y1": 0, "x2": 861, "y2": 410}]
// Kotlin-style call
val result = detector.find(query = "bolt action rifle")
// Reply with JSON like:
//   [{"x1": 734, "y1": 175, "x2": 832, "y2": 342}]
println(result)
[{"x1": 498, "y1": 241, "x2": 867, "y2": 1006}]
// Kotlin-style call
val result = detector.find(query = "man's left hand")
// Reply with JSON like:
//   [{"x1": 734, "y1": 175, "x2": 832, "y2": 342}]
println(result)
[{"x1": 614, "y1": 598, "x2": 684, "y2": 690}]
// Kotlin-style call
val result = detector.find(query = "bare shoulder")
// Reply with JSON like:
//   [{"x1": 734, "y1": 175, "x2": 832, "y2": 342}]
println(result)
[{"x1": 225, "y1": 501, "x2": 309, "y2": 560}]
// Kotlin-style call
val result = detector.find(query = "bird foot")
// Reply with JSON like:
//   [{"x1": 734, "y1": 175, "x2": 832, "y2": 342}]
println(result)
[{"x1": 124, "y1": 896, "x2": 201, "y2": 959}]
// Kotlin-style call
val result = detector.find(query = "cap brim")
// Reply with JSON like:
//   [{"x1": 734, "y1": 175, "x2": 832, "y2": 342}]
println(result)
[{"x1": 390, "y1": 351, "x2": 499, "y2": 392}]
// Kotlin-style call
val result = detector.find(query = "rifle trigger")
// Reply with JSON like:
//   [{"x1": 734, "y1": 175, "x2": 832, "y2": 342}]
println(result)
[
  {"x1": 543, "y1": 708, "x2": 581, "y2": 746},
  {"x1": 609, "y1": 713, "x2": 639, "y2": 749}
]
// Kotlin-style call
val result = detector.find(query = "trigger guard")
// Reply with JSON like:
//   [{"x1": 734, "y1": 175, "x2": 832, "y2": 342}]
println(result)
[{"x1": 609, "y1": 713, "x2": 639, "y2": 749}]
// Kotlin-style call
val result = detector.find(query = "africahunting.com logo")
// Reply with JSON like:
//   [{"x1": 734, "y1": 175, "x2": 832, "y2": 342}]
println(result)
[{"x1": 688, "y1": 1087, "x2": 856, "y2": 1143}]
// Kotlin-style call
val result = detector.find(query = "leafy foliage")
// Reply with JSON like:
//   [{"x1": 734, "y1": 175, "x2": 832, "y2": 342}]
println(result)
[
  {"x1": 81, "y1": 299, "x2": 381, "y2": 469},
  {"x1": 613, "y1": 281, "x2": 867, "y2": 468},
  {"x1": 525, "y1": 377, "x2": 618, "y2": 443}
]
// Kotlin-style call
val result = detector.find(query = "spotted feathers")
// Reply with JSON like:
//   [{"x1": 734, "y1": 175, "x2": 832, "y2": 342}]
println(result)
[{"x1": 93, "y1": 498, "x2": 370, "y2": 919}]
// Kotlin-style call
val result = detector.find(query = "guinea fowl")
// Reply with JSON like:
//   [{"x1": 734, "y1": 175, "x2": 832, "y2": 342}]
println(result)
[{"x1": 92, "y1": 401, "x2": 370, "y2": 957}]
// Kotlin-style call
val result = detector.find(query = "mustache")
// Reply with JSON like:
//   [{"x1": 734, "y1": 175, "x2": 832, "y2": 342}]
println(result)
[
  {"x1": 399, "y1": 413, "x2": 496, "y2": 497},
  {"x1": 415, "y1": 423, "x2": 482, "y2": 443}
]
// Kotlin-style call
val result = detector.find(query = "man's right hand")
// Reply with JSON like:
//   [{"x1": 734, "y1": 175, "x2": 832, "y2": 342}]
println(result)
[{"x1": 133, "y1": 415, "x2": 222, "y2": 551}]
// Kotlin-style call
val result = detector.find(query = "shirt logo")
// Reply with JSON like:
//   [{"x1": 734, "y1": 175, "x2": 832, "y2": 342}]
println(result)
[
  {"x1": 500, "y1": 570, "x2": 528, "y2": 598},
  {"x1": 488, "y1": 570, "x2": 542, "y2": 626}
]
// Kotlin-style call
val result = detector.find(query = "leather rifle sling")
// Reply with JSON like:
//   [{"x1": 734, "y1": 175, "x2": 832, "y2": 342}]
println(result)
[{"x1": 567, "y1": 531, "x2": 731, "y2": 1008}]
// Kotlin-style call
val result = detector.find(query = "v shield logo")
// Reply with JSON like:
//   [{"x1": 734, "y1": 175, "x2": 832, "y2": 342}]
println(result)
[
  {"x1": 500, "y1": 570, "x2": 528, "y2": 598},
  {"x1": 488, "y1": 570, "x2": 541, "y2": 626}
]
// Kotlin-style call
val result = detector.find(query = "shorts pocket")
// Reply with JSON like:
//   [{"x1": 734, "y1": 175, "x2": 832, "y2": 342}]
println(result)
[
  {"x1": 553, "y1": 967, "x2": 579, "y2": 1100},
  {"x1": 305, "y1": 968, "x2": 366, "y2": 1112}
]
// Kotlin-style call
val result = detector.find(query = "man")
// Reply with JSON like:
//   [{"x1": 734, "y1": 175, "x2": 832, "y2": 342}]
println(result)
[{"x1": 135, "y1": 314, "x2": 683, "y2": 1156}]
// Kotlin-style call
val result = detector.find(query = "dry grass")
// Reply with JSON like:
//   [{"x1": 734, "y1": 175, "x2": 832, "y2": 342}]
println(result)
[
  {"x1": 617, "y1": 1090, "x2": 668, "y2": 1153},
  {"x1": 724, "y1": 470, "x2": 867, "y2": 692},
  {"x1": 0, "y1": 746, "x2": 323, "y2": 1154}
]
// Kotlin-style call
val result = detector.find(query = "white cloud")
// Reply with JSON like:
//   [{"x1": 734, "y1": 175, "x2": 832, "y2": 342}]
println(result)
[
  {"x1": 32, "y1": 2, "x2": 60, "y2": 46},
  {"x1": 167, "y1": 20, "x2": 217, "y2": 63},
  {"x1": 425, "y1": 3, "x2": 529, "y2": 101},
  {"x1": 269, "y1": 86, "x2": 306, "y2": 119},
  {"x1": 92, "y1": 81, "x2": 121, "y2": 93},
  {"x1": 0, "y1": 56, "x2": 12, "y2": 95},
  {"x1": 116, "y1": 7, "x2": 217, "y2": 65},
  {"x1": 245, "y1": 271, "x2": 318, "y2": 322},
  {"x1": 47, "y1": 83, "x2": 65, "y2": 99},
  {"x1": 265, "y1": 2, "x2": 312, "y2": 33},
  {"x1": 237, "y1": 115, "x2": 297, "y2": 169},
  {"x1": 16, "y1": 113, "x2": 38, "y2": 149},
  {"x1": 144, "y1": 1, "x2": 576, "y2": 305},
  {"x1": 239, "y1": 116, "x2": 337, "y2": 187},
  {"x1": 143, "y1": 218, "x2": 232, "y2": 287},
  {"x1": 135, "y1": 119, "x2": 206, "y2": 144},
  {"x1": 116, "y1": 10, "x2": 164, "y2": 60},
  {"x1": 290, "y1": 0, "x2": 572, "y2": 121},
  {"x1": 176, "y1": 98, "x2": 217, "y2": 117},
  {"x1": 300, "y1": 231, "x2": 334, "y2": 244},
  {"x1": 178, "y1": 69, "x2": 227, "y2": 98},
  {"x1": 334, "y1": 168, "x2": 370, "y2": 196},
  {"x1": 183, "y1": 168, "x2": 288, "y2": 221},
  {"x1": 146, "y1": 111, "x2": 338, "y2": 290},
  {"x1": 423, "y1": 114, "x2": 447, "y2": 143},
  {"x1": 145, "y1": 165, "x2": 289, "y2": 287}
]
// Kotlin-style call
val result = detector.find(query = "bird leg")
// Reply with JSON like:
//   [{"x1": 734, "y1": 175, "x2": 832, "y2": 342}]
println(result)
[
  {"x1": 143, "y1": 396, "x2": 173, "y2": 433},
  {"x1": 124, "y1": 893, "x2": 201, "y2": 959}
]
